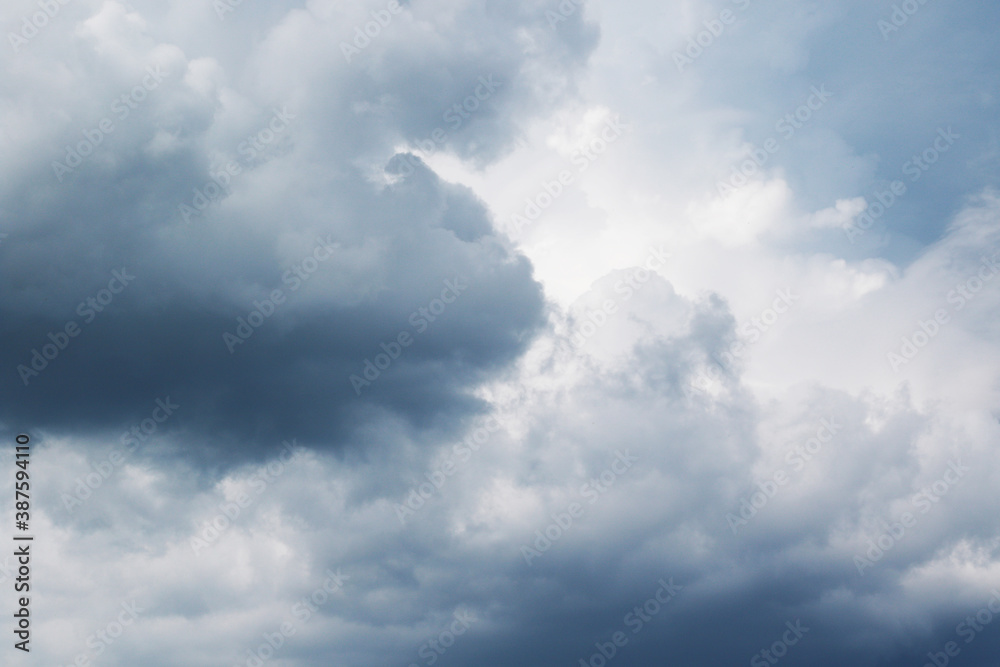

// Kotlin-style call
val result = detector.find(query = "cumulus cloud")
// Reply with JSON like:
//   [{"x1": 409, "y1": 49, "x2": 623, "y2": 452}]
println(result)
[
  {"x1": 0, "y1": 0, "x2": 597, "y2": 462},
  {"x1": 3, "y1": 0, "x2": 1000, "y2": 666}
]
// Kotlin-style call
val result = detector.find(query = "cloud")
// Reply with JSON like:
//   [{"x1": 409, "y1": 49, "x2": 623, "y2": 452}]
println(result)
[
  {"x1": 0, "y1": 0, "x2": 597, "y2": 462},
  {"x1": 3, "y1": 0, "x2": 1000, "y2": 666}
]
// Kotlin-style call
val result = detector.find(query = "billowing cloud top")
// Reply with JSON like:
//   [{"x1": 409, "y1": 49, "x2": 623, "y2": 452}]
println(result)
[{"x1": 2, "y1": 1, "x2": 1000, "y2": 666}]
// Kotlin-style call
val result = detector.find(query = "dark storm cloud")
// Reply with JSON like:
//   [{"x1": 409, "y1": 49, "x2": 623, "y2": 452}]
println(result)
[
  {"x1": 0, "y1": 0, "x2": 597, "y2": 462},
  {"x1": 0, "y1": 158, "x2": 546, "y2": 461}
]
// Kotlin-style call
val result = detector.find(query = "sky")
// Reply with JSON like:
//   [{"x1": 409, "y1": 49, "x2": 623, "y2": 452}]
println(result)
[{"x1": 1, "y1": 0, "x2": 1000, "y2": 665}]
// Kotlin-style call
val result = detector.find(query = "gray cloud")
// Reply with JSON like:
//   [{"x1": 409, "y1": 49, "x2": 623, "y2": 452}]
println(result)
[
  {"x1": 0, "y1": 0, "x2": 596, "y2": 462},
  {"x1": 4, "y1": 1, "x2": 1000, "y2": 666}
]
